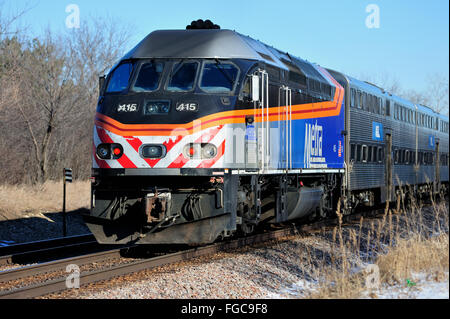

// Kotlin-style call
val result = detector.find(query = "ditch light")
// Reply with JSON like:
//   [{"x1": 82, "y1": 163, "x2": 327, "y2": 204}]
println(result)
[{"x1": 96, "y1": 143, "x2": 123, "y2": 160}]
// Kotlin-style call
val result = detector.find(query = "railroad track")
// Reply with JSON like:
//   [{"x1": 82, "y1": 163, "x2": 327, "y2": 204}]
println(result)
[
  {"x1": 0, "y1": 234, "x2": 104, "y2": 266},
  {"x1": 0, "y1": 206, "x2": 389, "y2": 299},
  {"x1": 0, "y1": 234, "x2": 94, "y2": 256},
  {"x1": 0, "y1": 226, "x2": 302, "y2": 299}
]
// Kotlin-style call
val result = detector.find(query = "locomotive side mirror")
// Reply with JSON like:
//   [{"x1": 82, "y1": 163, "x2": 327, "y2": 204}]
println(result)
[
  {"x1": 99, "y1": 75, "x2": 106, "y2": 96},
  {"x1": 251, "y1": 75, "x2": 260, "y2": 102}
]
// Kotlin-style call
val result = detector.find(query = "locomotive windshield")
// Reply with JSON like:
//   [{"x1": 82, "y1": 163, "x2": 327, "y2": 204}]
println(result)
[
  {"x1": 167, "y1": 61, "x2": 199, "y2": 92},
  {"x1": 132, "y1": 61, "x2": 164, "y2": 92},
  {"x1": 106, "y1": 62, "x2": 134, "y2": 93},
  {"x1": 105, "y1": 59, "x2": 242, "y2": 95},
  {"x1": 199, "y1": 62, "x2": 239, "y2": 93}
]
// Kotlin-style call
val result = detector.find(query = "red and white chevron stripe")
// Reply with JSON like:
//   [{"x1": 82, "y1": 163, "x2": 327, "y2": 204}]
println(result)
[{"x1": 93, "y1": 125, "x2": 226, "y2": 169}]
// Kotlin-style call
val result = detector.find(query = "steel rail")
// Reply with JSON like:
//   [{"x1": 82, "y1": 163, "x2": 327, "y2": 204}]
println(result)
[
  {"x1": 0, "y1": 239, "x2": 102, "y2": 266},
  {"x1": 0, "y1": 245, "x2": 130, "y2": 284},
  {"x1": 0, "y1": 234, "x2": 94, "y2": 255},
  {"x1": 0, "y1": 227, "x2": 299, "y2": 299},
  {"x1": 0, "y1": 234, "x2": 95, "y2": 265}
]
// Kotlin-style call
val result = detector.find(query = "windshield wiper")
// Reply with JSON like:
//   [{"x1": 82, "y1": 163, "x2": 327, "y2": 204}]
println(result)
[
  {"x1": 214, "y1": 58, "x2": 235, "y2": 87},
  {"x1": 170, "y1": 59, "x2": 186, "y2": 78}
]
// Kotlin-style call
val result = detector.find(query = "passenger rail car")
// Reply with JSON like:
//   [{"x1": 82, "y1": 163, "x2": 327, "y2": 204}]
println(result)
[{"x1": 85, "y1": 21, "x2": 449, "y2": 245}]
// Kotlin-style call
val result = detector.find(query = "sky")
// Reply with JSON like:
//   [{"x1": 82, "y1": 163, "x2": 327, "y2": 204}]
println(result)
[{"x1": 3, "y1": 0, "x2": 449, "y2": 93}]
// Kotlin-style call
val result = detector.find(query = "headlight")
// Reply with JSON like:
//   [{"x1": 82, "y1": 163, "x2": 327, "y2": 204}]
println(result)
[
  {"x1": 144, "y1": 100, "x2": 171, "y2": 114},
  {"x1": 183, "y1": 143, "x2": 217, "y2": 159},
  {"x1": 147, "y1": 104, "x2": 158, "y2": 113},
  {"x1": 96, "y1": 144, "x2": 111, "y2": 159},
  {"x1": 202, "y1": 144, "x2": 217, "y2": 159},
  {"x1": 142, "y1": 145, "x2": 166, "y2": 158}
]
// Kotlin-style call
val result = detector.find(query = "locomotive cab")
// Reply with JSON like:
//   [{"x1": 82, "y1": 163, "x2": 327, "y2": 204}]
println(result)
[{"x1": 98, "y1": 57, "x2": 256, "y2": 116}]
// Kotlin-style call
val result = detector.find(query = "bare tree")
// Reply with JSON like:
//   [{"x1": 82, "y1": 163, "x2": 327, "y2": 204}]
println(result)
[
  {"x1": 0, "y1": 2, "x2": 29, "y2": 114},
  {"x1": 66, "y1": 16, "x2": 132, "y2": 107},
  {"x1": 358, "y1": 71, "x2": 449, "y2": 116},
  {"x1": 0, "y1": 39, "x2": 21, "y2": 114},
  {"x1": 399, "y1": 73, "x2": 448, "y2": 115},
  {"x1": 0, "y1": 36, "x2": 34, "y2": 183},
  {"x1": 0, "y1": 15, "x2": 132, "y2": 184},
  {"x1": 401, "y1": 89, "x2": 430, "y2": 106},
  {"x1": 16, "y1": 33, "x2": 75, "y2": 183},
  {"x1": 61, "y1": 16, "x2": 133, "y2": 180},
  {"x1": 0, "y1": 1, "x2": 32, "y2": 40},
  {"x1": 377, "y1": 73, "x2": 403, "y2": 96},
  {"x1": 425, "y1": 73, "x2": 449, "y2": 115}
]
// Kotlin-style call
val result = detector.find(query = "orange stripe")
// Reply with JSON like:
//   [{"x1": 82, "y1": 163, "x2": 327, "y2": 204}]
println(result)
[{"x1": 95, "y1": 83, "x2": 344, "y2": 137}]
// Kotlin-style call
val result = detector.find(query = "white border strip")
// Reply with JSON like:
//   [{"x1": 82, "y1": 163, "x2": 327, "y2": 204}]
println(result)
[{"x1": 231, "y1": 169, "x2": 344, "y2": 175}]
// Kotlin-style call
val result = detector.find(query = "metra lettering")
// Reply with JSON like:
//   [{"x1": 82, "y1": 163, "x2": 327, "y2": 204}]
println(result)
[{"x1": 304, "y1": 121, "x2": 326, "y2": 168}]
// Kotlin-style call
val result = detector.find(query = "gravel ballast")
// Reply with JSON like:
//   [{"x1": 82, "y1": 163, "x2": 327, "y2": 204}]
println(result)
[
  {"x1": 45, "y1": 202, "x2": 449, "y2": 300},
  {"x1": 46, "y1": 236, "x2": 337, "y2": 299}
]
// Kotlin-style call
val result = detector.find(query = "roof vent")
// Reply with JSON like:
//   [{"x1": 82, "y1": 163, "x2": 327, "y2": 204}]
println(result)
[{"x1": 186, "y1": 19, "x2": 220, "y2": 30}]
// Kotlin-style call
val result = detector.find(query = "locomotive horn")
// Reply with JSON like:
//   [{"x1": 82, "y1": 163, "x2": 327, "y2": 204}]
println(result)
[{"x1": 186, "y1": 19, "x2": 220, "y2": 30}]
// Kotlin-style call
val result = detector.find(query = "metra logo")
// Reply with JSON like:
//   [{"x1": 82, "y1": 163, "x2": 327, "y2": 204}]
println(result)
[
  {"x1": 304, "y1": 121, "x2": 327, "y2": 168},
  {"x1": 429, "y1": 135, "x2": 435, "y2": 149},
  {"x1": 372, "y1": 122, "x2": 383, "y2": 141}
]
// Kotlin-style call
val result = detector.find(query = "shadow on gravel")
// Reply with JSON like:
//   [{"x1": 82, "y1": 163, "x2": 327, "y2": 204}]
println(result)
[{"x1": 0, "y1": 208, "x2": 90, "y2": 245}]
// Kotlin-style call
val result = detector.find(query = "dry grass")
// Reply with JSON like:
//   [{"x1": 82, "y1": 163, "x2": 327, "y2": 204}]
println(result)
[
  {"x1": 0, "y1": 180, "x2": 90, "y2": 220},
  {"x1": 307, "y1": 190, "x2": 449, "y2": 299},
  {"x1": 377, "y1": 234, "x2": 448, "y2": 285}
]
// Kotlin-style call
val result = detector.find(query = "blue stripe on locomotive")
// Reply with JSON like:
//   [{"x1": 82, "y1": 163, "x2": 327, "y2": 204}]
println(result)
[{"x1": 270, "y1": 98, "x2": 346, "y2": 170}]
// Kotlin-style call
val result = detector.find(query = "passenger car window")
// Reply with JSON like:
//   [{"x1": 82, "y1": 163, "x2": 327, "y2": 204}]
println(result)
[
  {"x1": 357, "y1": 91, "x2": 362, "y2": 109},
  {"x1": 167, "y1": 62, "x2": 199, "y2": 92},
  {"x1": 362, "y1": 93, "x2": 367, "y2": 111},
  {"x1": 132, "y1": 62, "x2": 164, "y2": 92},
  {"x1": 350, "y1": 144, "x2": 356, "y2": 161},
  {"x1": 362, "y1": 145, "x2": 368, "y2": 163},
  {"x1": 350, "y1": 89, "x2": 355, "y2": 107},
  {"x1": 106, "y1": 62, "x2": 133, "y2": 93},
  {"x1": 378, "y1": 147, "x2": 384, "y2": 163},
  {"x1": 200, "y1": 62, "x2": 239, "y2": 93},
  {"x1": 356, "y1": 145, "x2": 362, "y2": 162}
]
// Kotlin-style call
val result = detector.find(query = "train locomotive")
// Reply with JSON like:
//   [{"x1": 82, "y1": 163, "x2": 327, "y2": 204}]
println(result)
[{"x1": 85, "y1": 20, "x2": 449, "y2": 245}]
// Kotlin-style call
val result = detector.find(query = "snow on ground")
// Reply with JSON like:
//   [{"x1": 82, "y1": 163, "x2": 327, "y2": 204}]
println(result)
[
  {"x1": 266, "y1": 279, "x2": 319, "y2": 298},
  {"x1": 267, "y1": 272, "x2": 449, "y2": 299},
  {"x1": 367, "y1": 272, "x2": 449, "y2": 299}
]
